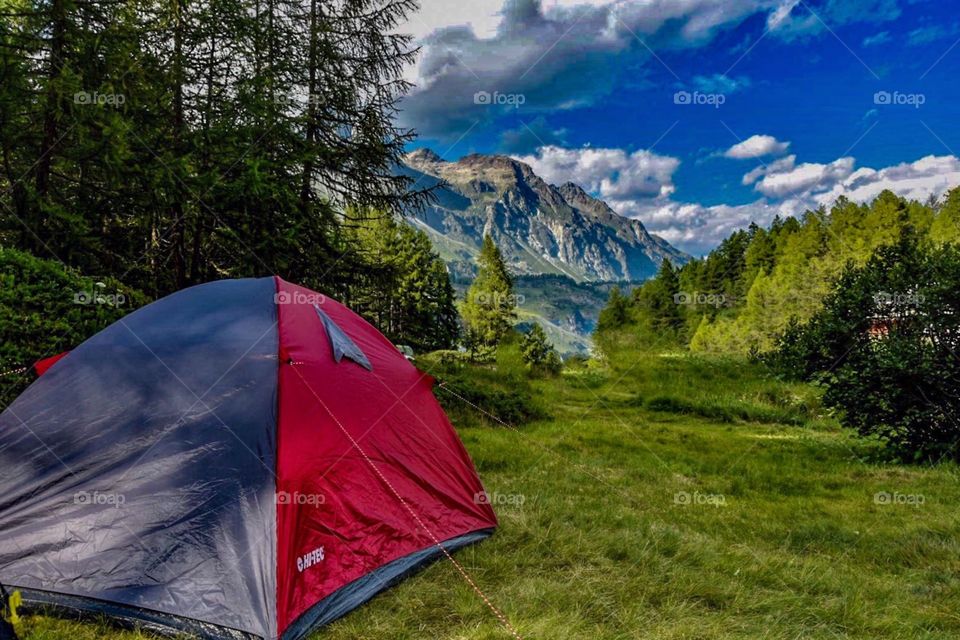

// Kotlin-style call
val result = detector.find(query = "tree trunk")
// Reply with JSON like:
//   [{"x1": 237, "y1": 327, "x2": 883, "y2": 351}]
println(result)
[{"x1": 32, "y1": 0, "x2": 67, "y2": 252}]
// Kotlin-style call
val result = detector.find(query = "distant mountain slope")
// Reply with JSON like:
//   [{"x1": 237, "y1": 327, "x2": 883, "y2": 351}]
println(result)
[{"x1": 401, "y1": 149, "x2": 690, "y2": 283}]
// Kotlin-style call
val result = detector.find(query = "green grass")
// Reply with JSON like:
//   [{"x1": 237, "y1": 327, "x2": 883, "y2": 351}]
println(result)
[{"x1": 17, "y1": 353, "x2": 960, "y2": 639}]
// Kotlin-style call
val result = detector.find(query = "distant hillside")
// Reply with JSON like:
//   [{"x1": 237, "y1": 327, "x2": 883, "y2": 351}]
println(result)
[{"x1": 401, "y1": 149, "x2": 689, "y2": 283}]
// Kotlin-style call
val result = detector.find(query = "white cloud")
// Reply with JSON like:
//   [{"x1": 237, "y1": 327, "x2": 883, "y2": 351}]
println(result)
[
  {"x1": 907, "y1": 23, "x2": 960, "y2": 46},
  {"x1": 724, "y1": 134, "x2": 791, "y2": 159},
  {"x1": 691, "y1": 73, "x2": 751, "y2": 94},
  {"x1": 400, "y1": 0, "x2": 903, "y2": 139},
  {"x1": 765, "y1": 0, "x2": 899, "y2": 41},
  {"x1": 514, "y1": 145, "x2": 680, "y2": 199},
  {"x1": 403, "y1": 1, "x2": 505, "y2": 41},
  {"x1": 614, "y1": 197, "x2": 784, "y2": 255},
  {"x1": 862, "y1": 30, "x2": 890, "y2": 47},
  {"x1": 811, "y1": 155, "x2": 960, "y2": 207},
  {"x1": 766, "y1": 0, "x2": 801, "y2": 31},
  {"x1": 660, "y1": 154, "x2": 960, "y2": 253},
  {"x1": 743, "y1": 154, "x2": 796, "y2": 184},
  {"x1": 753, "y1": 156, "x2": 855, "y2": 198}
]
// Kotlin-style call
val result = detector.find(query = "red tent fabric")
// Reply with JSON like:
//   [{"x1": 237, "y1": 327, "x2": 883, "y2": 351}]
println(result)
[
  {"x1": 33, "y1": 351, "x2": 69, "y2": 376},
  {"x1": 274, "y1": 278, "x2": 497, "y2": 631}
]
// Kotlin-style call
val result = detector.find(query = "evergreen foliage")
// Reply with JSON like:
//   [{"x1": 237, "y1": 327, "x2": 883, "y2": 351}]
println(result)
[
  {"x1": 519, "y1": 323, "x2": 561, "y2": 374},
  {"x1": 0, "y1": 0, "x2": 427, "y2": 297},
  {"x1": 596, "y1": 188, "x2": 960, "y2": 356},
  {"x1": 0, "y1": 247, "x2": 148, "y2": 402},
  {"x1": 0, "y1": 0, "x2": 466, "y2": 386},
  {"x1": 336, "y1": 211, "x2": 459, "y2": 352},
  {"x1": 772, "y1": 234, "x2": 960, "y2": 462},
  {"x1": 462, "y1": 236, "x2": 516, "y2": 356}
]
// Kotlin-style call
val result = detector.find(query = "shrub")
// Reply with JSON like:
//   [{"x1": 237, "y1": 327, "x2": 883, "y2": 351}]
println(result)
[
  {"x1": 0, "y1": 247, "x2": 148, "y2": 406},
  {"x1": 771, "y1": 234, "x2": 960, "y2": 461},
  {"x1": 519, "y1": 324, "x2": 561, "y2": 375}
]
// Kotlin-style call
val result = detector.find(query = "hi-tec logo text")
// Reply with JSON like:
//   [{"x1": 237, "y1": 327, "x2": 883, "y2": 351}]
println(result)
[{"x1": 297, "y1": 546, "x2": 325, "y2": 573}]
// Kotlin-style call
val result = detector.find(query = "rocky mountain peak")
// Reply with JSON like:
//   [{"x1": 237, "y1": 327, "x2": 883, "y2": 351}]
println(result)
[
  {"x1": 403, "y1": 148, "x2": 444, "y2": 169},
  {"x1": 400, "y1": 151, "x2": 690, "y2": 283}
]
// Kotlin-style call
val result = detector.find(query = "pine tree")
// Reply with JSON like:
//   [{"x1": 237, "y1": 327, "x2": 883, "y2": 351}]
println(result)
[
  {"x1": 0, "y1": 0, "x2": 427, "y2": 297},
  {"x1": 635, "y1": 259, "x2": 683, "y2": 334},
  {"x1": 336, "y1": 211, "x2": 459, "y2": 352},
  {"x1": 520, "y1": 323, "x2": 561, "y2": 374},
  {"x1": 462, "y1": 236, "x2": 516, "y2": 355},
  {"x1": 597, "y1": 286, "x2": 630, "y2": 331},
  {"x1": 931, "y1": 187, "x2": 960, "y2": 245}
]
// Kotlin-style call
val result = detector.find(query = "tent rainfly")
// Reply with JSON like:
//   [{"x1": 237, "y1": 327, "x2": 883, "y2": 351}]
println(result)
[{"x1": 0, "y1": 277, "x2": 497, "y2": 639}]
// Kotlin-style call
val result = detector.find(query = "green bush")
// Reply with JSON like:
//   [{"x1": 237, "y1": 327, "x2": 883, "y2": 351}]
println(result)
[
  {"x1": 0, "y1": 247, "x2": 148, "y2": 406},
  {"x1": 519, "y1": 324, "x2": 562, "y2": 375},
  {"x1": 772, "y1": 234, "x2": 960, "y2": 461}
]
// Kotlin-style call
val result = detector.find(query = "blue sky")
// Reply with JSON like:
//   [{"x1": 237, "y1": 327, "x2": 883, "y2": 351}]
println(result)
[{"x1": 397, "y1": 0, "x2": 960, "y2": 254}]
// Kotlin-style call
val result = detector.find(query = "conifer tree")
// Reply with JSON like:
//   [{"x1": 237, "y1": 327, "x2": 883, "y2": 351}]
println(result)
[{"x1": 462, "y1": 236, "x2": 516, "y2": 355}]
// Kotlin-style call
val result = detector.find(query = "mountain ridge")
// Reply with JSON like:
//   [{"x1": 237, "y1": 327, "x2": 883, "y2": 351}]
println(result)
[{"x1": 401, "y1": 149, "x2": 690, "y2": 283}]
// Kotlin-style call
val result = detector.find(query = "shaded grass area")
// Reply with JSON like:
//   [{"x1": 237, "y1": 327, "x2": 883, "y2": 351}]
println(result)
[{"x1": 19, "y1": 354, "x2": 960, "y2": 639}]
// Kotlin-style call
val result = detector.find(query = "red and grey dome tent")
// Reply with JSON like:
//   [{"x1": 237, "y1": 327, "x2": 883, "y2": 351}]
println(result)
[{"x1": 0, "y1": 277, "x2": 497, "y2": 639}]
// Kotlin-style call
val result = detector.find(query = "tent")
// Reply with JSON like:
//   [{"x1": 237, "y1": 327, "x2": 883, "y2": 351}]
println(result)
[{"x1": 0, "y1": 277, "x2": 497, "y2": 639}]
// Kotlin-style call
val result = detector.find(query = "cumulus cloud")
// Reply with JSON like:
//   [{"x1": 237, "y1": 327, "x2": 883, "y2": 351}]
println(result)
[
  {"x1": 514, "y1": 144, "x2": 680, "y2": 199},
  {"x1": 400, "y1": 0, "x2": 905, "y2": 139},
  {"x1": 742, "y1": 154, "x2": 796, "y2": 185},
  {"x1": 724, "y1": 134, "x2": 791, "y2": 159},
  {"x1": 661, "y1": 154, "x2": 960, "y2": 253},
  {"x1": 753, "y1": 156, "x2": 855, "y2": 198},
  {"x1": 811, "y1": 155, "x2": 960, "y2": 207},
  {"x1": 403, "y1": 1, "x2": 505, "y2": 41},
  {"x1": 611, "y1": 197, "x2": 783, "y2": 255}
]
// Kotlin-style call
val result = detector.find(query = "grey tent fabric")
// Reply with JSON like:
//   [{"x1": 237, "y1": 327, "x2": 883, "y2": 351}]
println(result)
[
  {"x1": 0, "y1": 278, "x2": 279, "y2": 639},
  {"x1": 313, "y1": 304, "x2": 372, "y2": 371}
]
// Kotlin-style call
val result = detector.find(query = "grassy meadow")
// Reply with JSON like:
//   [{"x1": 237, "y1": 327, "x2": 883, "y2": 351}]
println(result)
[{"x1": 19, "y1": 351, "x2": 960, "y2": 639}]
